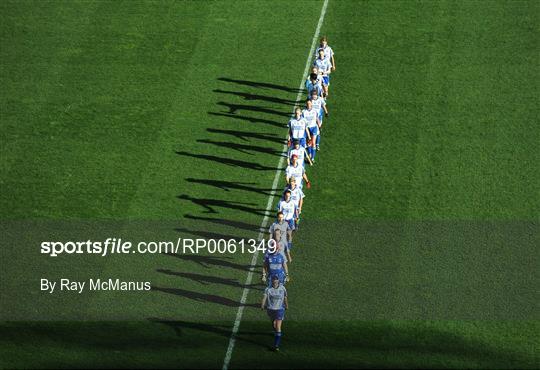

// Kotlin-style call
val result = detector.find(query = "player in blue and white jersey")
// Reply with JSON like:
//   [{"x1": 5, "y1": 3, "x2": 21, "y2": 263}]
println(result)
[
  {"x1": 314, "y1": 48, "x2": 333, "y2": 98},
  {"x1": 315, "y1": 36, "x2": 335, "y2": 72},
  {"x1": 287, "y1": 108, "x2": 310, "y2": 148},
  {"x1": 305, "y1": 70, "x2": 324, "y2": 98},
  {"x1": 286, "y1": 177, "x2": 305, "y2": 231},
  {"x1": 310, "y1": 66, "x2": 324, "y2": 88},
  {"x1": 277, "y1": 189, "x2": 297, "y2": 231},
  {"x1": 309, "y1": 89, "x2": 328, "y2": 151},
  {"x1": 285, "y1": 155, "x2": 310, "y2": 189},
  {"x1": 302, "y1": 99, "x2": 321, "y2": 161},
  {"x1": 286, "y1": 177, "x2": 304, "y2": 217},
  {"x1": 287, "y1": 140, "x2": 312, "y2": 167},
  {"x1": 261, "y1": 275, "x2": 288, "y2": 351},
  {"x1": 275, "y1": 177, "x2": 304, "y2": 257}
]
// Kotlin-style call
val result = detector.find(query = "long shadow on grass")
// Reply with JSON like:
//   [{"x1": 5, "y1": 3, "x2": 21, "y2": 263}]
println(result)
[
  {"x1": 217, "y1": 77, "x2": 303, "y2": 94},
  {"x1": 152, "y1": 286, "x2": 259, "y2": 308},
  {"x1": 175, "y1": 151, "x2": 278, "y2": 171},
  {"x1": 177, "y1": 195, "x2": 271, "y2": 216},
  {"x1": 207, "y1": 112, "x2": 285, "y2": 128},
  {"x1": 164, "y1": 253, "x2": 262, "y2": 271},
  {"x1": 196, "y1": 139, "x2": 284, "y2": 157},
  {"x1": 207, "y1": 128, "x2": 285, "y2": 144},
  {"x1": 216, "y1": 101, "x2": 290, "y2": 118},
  {"x1": 213, "y1": 89, "x2": 297, "y2": 106},
  {"x1": 149, "y1": 318, "x2": 269, "y2": 348},
  {"x1": 157, "y1": 269, "x2": 264, "y2": 291},
  {"x1": 185, "y1": 178, "x2": 278, "y2": 196},
  {"x1": 183, "y1": 214, "x2": 262, "y2": 233}
]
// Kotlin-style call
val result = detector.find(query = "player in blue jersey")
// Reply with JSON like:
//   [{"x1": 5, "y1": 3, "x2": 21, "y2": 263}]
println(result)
[
  {"x1": 309, "y1": 89, "x2": 328, "y2": 151},
  {"x1": 302, "y1": 98, "x2": 321, "y2": 161},
  {"x1": 261, "y1": 275, "x2": 288, "y2": 351},
  {"x1": 314, "y1": 48, "x2": 333, "y2": 98},
  {"x1": 262, "y1": 241, "x2": 289, "y2": 286},
  {"x1": 287, "y1": 108, "x2": 310, "y2": 148}
]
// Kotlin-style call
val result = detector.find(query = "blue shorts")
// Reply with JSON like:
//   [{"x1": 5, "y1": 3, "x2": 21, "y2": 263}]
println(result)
[
  {"x1": 308, "y1": 126, "x2": 319, "y2": 136},
  {"x1": 292, "y1": 137, "x2": 306, "y2": 147},
  {"x1": 322, "y1": 76, "x2": 330, "y2": 86},
  {"x1": 267, "y1": 308, "x2": 285, "y2": 321}
]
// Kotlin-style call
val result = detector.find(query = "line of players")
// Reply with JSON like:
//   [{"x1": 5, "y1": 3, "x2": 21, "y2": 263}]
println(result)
[{"x1": 260, "y1": 36, "x2": 335, "y2": 351}]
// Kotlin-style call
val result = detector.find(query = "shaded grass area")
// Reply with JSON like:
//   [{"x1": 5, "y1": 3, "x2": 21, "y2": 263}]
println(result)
[{"x1": 1, "y1": 321, "x2": 538, "y2": 369}]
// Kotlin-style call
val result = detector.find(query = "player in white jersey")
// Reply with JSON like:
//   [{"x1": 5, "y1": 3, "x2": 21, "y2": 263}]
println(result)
[
  {"x1": 315, "y1": 36, "x2": 335, "y2": 71},
  {"x1": 302, "y1": 98, "x2": 321, "y2": 161},
  {"x1": 287, "y1": 177, "x2": 304, "y2": 211},
  {"x1": 285, "y1": 155, "x2": 310, "y2": 189},
  {"x1": 276, "y1": 191, "x2": 297, "y2": 261},
  {"x1": 277, "y1": 189, "x2": 297, "y2": 231},
  {"x1": 287, "y1": 108, "x2": 310, "y2": 148},
  {"x1": 288, "y1": 140, "x2": 312, "y2": 167},
  {"x1": 286, "y1": 177, "x2": 305, "y2": 228},
  {"x1": 314, "y1": 48, "x2": 333, "y2": 98},
  {"x1": 310, "y1": 88, "x2": 328, "y2": 121},
  {"x1": 309, "y1": 89, "x2": 328, "y2": 151},
  {"x1": 276, "y1": 177, "x2": 305, "y2": 256},
  {"x1": 261, "y1": 275, "x2": 288, "y2": 351}
]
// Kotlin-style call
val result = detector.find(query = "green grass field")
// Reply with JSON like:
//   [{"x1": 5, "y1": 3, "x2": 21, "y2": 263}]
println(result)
[{"x1": 1, "y1": 0, "x2": 539, "y2": 368}]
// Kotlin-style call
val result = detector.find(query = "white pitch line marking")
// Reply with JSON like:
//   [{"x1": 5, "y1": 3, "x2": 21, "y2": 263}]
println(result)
[{"x1": 222, "y1": 1, "x2": 330, "y2": 368}]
